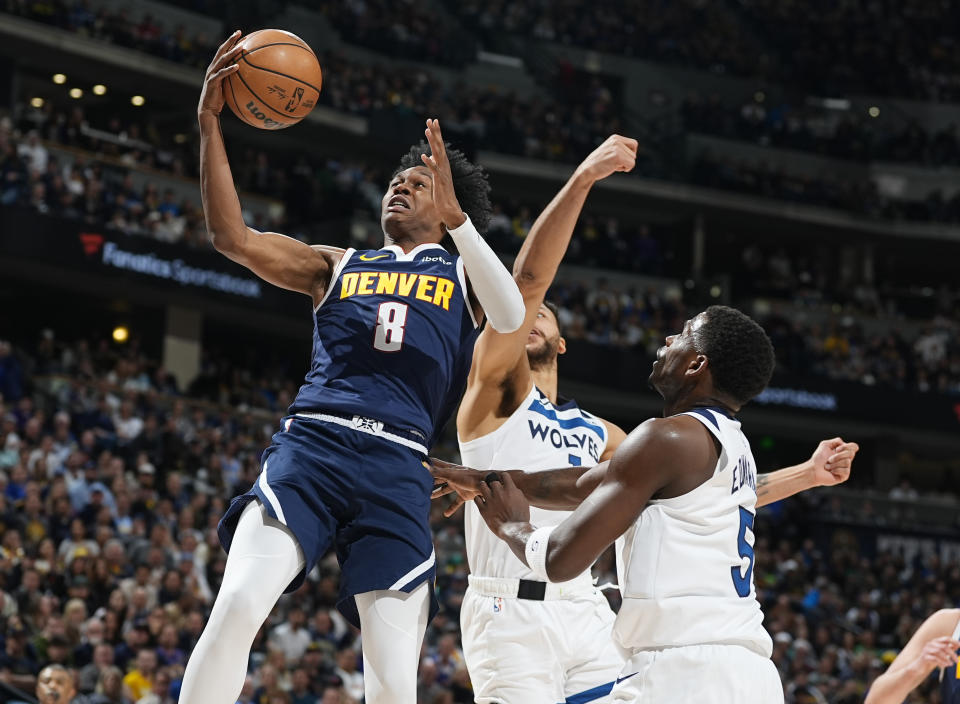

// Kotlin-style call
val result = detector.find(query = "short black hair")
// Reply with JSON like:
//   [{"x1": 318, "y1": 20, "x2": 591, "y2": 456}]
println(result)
[
  {"x1": 395, "y1": 142, "x2": 493, "y2": 232},
  {"x1": 542, "y1": 300, "x2": 563, "y2": 336},
  {"x1": 693, "y1": 305, "x2": 775, "y2": 406}
]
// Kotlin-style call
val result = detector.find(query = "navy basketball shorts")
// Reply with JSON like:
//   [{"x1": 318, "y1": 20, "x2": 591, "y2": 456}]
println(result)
[{"x1": 217, "y1": 414, "x2": 437, "y2": 627}]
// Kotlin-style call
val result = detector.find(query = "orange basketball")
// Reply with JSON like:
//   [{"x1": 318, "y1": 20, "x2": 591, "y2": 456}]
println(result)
[{"x1": 224, "y1": 29, "x2": 323, "y2": 130}]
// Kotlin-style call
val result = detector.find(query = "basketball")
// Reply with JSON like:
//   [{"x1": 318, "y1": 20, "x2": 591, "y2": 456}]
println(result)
[{"x1": 224, "y1": 29, "x2": 323, "y2": 130}]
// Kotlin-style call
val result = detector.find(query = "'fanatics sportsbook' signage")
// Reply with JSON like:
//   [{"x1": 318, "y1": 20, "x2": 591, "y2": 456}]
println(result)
[
  {"x1": 98, "y1": 241, "x2": 261, "y2": 298},
  {"x1": 0, "y1": 207, "x2": 302, "y2": 315}
]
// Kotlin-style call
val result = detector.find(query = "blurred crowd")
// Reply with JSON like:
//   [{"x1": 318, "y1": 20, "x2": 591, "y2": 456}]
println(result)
[
  {"x1": 25, "y1": 0, "x2": 952, "y2": 110},
  {"x1": 733, "y1": 0, "x2": 960, "y2": 102},
  {"x1": 317, "y1": 51, "x2": 623, "y2": 166},
  {"x1": 444, "y1": 0, "x2": 960, "y2": 103},
  {"x1": 689, "y1": 151, "x2": 960, "y2": 224},
  {"x1": 755, "y1": 495, "x2": 960, "y2": 704},
  {"x1": 317, "y1": 0, "x2": 475, "y2": 68},
  {"x1": 0, "y1": 329, "x2": 468, "y2": 704},
  {"x1": 0, "y1": 325, "x2": 957, "y2": 704},
  {"x1": 546, "y1": 274, "x2": 960, "y2": 395},
  {"x1": 2, "y1": 104, "x2": 674, "y2": 275},
  {"x1": 0, "y1": 0, "x2": 218, "y2": 69},
  {"x1": 4, "y1": 1, "x2": 960, "y2": 229},
  {"x1": 683, "y1": 94, "x2": 960, "y2": 168},
  {"x1": 763, "y1": 315, "x2": 960, "y2": 395},
  {"x1": 443, "y1": 0, "x2": 765, "y2": 76}
]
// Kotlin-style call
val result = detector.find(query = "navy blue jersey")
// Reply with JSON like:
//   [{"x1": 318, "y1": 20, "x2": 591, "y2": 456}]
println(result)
[
  {"x1": 290, "y1": 244, "x2": 480, "y2": 446},
  {"x1": 942, "y1": 635, "x2": 960, "y2": 704}
]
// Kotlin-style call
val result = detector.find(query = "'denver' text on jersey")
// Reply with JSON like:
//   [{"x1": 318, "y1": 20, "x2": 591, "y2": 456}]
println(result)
[{"x1": 289, "y1": 244, "x2": 480, "y2": 448}]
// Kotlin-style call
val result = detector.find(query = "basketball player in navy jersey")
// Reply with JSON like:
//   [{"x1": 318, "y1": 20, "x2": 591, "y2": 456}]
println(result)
[
  {"x1": 866, "y1": 608, "x2": 960, "y2": 703},
  {"x1": 181, "y1": 33, "x2": 525, "y2": 704},
  {"x1": 436, "y1": 307, "x2": 860, "y2": 702}
]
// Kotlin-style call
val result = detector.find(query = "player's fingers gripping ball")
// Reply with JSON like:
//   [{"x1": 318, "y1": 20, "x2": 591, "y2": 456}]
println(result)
[{"x1": 225, "y1": 29, "x2": 323, "y2": 130}]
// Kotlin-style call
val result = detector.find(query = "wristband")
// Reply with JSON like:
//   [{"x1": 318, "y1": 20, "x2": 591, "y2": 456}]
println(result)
[{"x1": 524, "y1": 525, "x2": 557, "y2": 582}]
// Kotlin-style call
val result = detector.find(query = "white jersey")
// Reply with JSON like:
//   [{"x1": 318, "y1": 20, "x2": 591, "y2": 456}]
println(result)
[
  {"x1": 614, "y1": 407, "x2": 772, "y2": 657},
  {"x1": 459, "y1": 385, "x2": 608, "y2": 580}
]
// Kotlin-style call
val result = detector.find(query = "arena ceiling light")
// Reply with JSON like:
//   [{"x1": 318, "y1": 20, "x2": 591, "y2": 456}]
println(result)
[
  {"x1": 112, "y1": 326, "x2": 130, "y2": 343},
  {"x1": 30, "y1": 97, "x2": 44, "y2": 108},
  {"x1": 131, "y1": 95, "x2": 145, "y2": 107},
  {"x1": 92, "y1": 84, "x2": 107, "y2": 96},
  {"x1": 52, "y1": 73, "x2": 67, "y2": 84},
  {"x1": 69, "y1": 88, "x2": 83, "y2": 99}
]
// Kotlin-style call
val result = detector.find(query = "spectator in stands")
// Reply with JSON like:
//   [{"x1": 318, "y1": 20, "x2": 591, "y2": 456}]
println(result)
[
  {"x1": 36, "y1": 664, "x2": 76, "y2": 704},
  {"x1": 269, "y1": 605, "x2": 312, "y2": 668},
  {"x1": 122, "y1": 648, "x2": 157, "y2": 701}
]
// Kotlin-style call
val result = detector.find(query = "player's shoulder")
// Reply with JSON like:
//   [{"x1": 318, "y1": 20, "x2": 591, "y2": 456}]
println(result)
[{"x1": 617, "y1": 415, "x2": 713, "y2": 464}]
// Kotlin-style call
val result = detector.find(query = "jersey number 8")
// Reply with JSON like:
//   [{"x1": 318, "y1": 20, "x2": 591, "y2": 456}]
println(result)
[{"x1": 374, "y1": 302, "x2": 409, "y2": 352}]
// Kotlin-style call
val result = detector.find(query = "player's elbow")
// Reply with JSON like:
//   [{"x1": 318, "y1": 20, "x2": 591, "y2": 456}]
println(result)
[
  {"x1": 486, "y1": 286, "x2": 526, "y2": 334},
  {"x1": 210, "y1": 227, "x2": 248, "y2": 259},
  {"x1": 544, "y1": 551, "x2": 580, "y2": 584}
]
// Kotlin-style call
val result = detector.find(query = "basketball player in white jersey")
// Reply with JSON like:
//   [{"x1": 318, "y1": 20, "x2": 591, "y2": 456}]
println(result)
[
  {"x1": 438, "y1": 306, "x2": 860, "y2": 702},
  {"x1": 451, "y1": 135, "x2": 638, "y2": 704}
]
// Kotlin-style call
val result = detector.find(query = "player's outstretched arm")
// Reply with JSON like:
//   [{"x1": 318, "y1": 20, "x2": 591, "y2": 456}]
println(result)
[
  {"x1": 754, "y1": 438, "x2": 859, "y2": 508},
  {"x1": 432, "y1": 418, "x2": 623, "y2": 517},
  {"x1": 198, "y1": 32, "x2": 338, "y2": 305},
  {"x1": 865, "y1": 609, "x2": 960, "y2": 704},
  {"x1": 430, "y1": 457, "x2": 609, "y2": 517},
  {"x1": 474, "y1": 417, "x2": 701, "y2": 582},
  {"x1": 459, "y1": 137, "x2": 638, "y2": 437}
]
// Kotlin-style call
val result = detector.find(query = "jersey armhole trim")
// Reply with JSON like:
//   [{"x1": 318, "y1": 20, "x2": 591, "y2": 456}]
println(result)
[
  {"x1": 680, "y1": 410, "x2": 726, "y2": 477},
  {"x1": 457, "y1": 383, "x2": 537, "y2": 451},
  {"x1": 456, "y1": 257, "x2": 480, "y2": 329},
  {"x1": 313, "y1": 248, "x2": 355, "y2": 313}
]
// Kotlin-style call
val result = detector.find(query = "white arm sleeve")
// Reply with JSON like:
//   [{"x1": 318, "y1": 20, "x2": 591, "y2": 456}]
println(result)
[{"x1": 448, "y1": 215, "x2": 525, "y2": 333}]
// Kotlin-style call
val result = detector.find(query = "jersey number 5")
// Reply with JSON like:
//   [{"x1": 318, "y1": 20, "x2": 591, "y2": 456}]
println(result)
[
  {"x1": 731, "y1": 506, "x2": 755, "y2": 598},
  {"x1": 373, "y1": 302, "x2": 408, "y2": 352}
]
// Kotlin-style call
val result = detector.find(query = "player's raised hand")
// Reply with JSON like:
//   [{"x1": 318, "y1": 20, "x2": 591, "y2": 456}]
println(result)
[
  {"x1": 575, "y1": 134, "x2": 639, "y2": 184},
  {"x1": 916, "y1": 636, "x2": 960, "y2": 672},
  {"x1": 421, "y1": 119, "x2": 467, "y2": 229},
  {"x1": 198, "y1": 30, "x2": 244, "y2": 119},
  {"x1": 475, "y1": 472, "x2": 531, "y2": 539},
  {"x1": 809, "y1": 437, "x2": 860, "y2": 487}
]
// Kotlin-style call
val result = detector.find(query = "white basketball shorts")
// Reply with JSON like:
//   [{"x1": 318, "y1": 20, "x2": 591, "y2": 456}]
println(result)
[
  {"x1": 461, "y1": 585, "x2": 626, "y2": 704},
  {"x1": 611, "y1": 643, "x2": 784, "y2": 703}
]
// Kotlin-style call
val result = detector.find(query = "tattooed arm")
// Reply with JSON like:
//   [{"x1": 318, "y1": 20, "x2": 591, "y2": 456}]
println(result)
[
  {"x1": 755, "y1": 438, "x2": 859, "y2": 508},
  {"x1": 510, "y1": 462, "x2": 611, "y2": 511}
]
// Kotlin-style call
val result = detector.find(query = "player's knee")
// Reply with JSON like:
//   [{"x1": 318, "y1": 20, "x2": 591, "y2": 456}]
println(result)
[{"x1": 208, "y1": 580, "x2": 269, "y2": 637}]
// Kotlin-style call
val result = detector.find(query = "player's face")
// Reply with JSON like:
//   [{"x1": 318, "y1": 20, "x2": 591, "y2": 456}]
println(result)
[
  {"x1": 526, "y1": 305, "x2": 565, "y2": 367},
  {"x1": 381, "y1": 167, "x2": 442, "y2": 241},
  {"x1": 649, "y1": 313, "x2": 706, "y2": 394},
  {"x1": 37, "y1": 667, "x2": 76, "y2": 704}
]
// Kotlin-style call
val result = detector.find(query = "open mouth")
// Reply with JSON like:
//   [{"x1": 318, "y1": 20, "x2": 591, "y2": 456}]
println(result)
[{"x1": 386, "y1": 195, "x2": 410, "y2": 212}]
